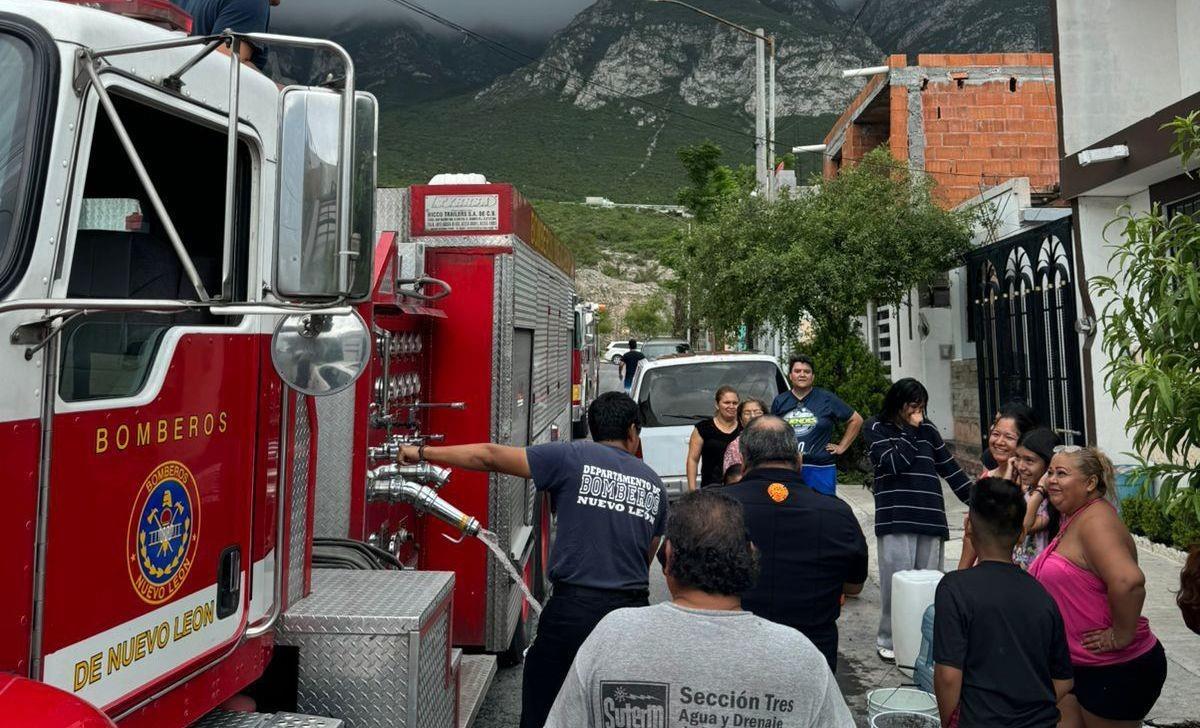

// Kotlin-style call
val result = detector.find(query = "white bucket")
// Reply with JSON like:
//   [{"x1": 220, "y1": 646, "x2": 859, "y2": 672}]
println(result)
[
  {"x1": 891, "y1": 569, "x2": 943, "y2": 677},
  {"x1": 870, "y1": 711, "x2": 940, "y2": 728},
  {"x1": 867, "y1": 688, "x2": 938, "y2": 718}
]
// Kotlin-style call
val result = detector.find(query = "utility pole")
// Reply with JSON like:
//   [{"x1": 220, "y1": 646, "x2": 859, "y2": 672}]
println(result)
[
  {"x1": 650, "y1": 0, "x2": 777, "y2": 199},
  {"x1": 754, "y1": 29, "x2": 767, "y2": 196},
  {"x1": 767, "y1": 34, "x2": 776, "y2": 200}
]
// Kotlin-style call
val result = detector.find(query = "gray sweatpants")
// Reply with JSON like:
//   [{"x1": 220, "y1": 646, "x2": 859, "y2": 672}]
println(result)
[{"x1": 876, "y1": 533, "x2": 944, "y2": 650}]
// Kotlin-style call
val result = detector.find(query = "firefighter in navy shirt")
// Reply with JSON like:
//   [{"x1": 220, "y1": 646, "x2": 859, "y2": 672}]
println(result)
[
  {"x1": 171, "y1": 0, "x2": 276, "y2": 68},
  {"x1": 400, "y1": 391, "x2": 666, "y2": 728},
  {"x1": 770, "y1": 354, "x2": 863, "y2": 495}
]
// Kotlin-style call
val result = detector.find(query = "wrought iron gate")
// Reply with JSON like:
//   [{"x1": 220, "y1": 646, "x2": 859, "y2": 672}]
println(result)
[{"x1": 967, "y1": 218, "x2": 1086, "y2": 446}]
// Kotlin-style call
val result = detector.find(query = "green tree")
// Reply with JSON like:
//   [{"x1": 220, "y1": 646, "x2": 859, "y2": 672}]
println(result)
[
  {"x1": 595, "y1": 307, "x2": 614, "y2": 336},
  {"x1": 675, "y1": 141, "x2": 742, "y2": 222},
  {"x1": 1091, "y1": 112, "x2": 1200, "y2": 523},
  {"x1": 679, "y1": 147, "x2": 973, "y2": 339},
  {"x1": 625, "y1": 295, "x2": 671, "y2": 339}
]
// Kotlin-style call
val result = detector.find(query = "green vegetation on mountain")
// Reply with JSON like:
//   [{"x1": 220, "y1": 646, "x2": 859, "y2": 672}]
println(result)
[
  {"x1": 377, "y1": 91, "x2": 835, "y2": 203},
  {"x1": 530, "y1": 200, "x2": 687, "y2": 268}
]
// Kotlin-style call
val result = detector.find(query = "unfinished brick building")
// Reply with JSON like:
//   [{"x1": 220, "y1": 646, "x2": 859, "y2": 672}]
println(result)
[{"x1": 822, "y1": 53, "x2": 1060, "y2": 206}]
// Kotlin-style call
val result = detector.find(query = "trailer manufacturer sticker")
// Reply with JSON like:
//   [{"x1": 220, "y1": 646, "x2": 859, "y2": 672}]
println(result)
[
  {"x1": 127, "y1": 461, "x2": 201, "y2": 605},
  {"x1": 423, "y1": 193, "x2": 499, "y2": 231}
]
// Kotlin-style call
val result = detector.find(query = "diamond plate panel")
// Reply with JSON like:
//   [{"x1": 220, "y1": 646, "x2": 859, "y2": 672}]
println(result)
[
  {"x1": 290, "y1": 396, "x2": 312, "y2": 605},
  {"x1": 417, "y1": 600, "x2": 453, "y2": 728},
  {"x1": 277, "y1": 570, "x2": 454, "y2": 728},
  {"x1": 281, "y1": 570, "x2": 452, "y2": 635},
  {"x1": 313, "y1": 388, "x2": 356, "y2": 538},
  {"x1": 456, "y1": 655, "x2": 497, "y2": 728},
  {"x1": 289, "y1": 629, "x2": 411, "y2": 728},
  {"x1": 375, "y1": 188, "x2": 409, "y2": 239},
  {"x1": 195, "y1": 711, "x2": 344, "y2": 728}
]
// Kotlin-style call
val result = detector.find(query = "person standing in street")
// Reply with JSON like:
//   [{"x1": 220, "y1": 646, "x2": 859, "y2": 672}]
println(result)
[
  {"x1": 171, "y1": 0, "x2": 277, "y2": 68},
  {"x1": 770, "y1": 354, "x2": 862, "y2": 495},
  {"x1": 723, "y1": 416, "x2": 868, "y2": 671},
  {"x1": 617, "y1": 339, "x2": 645, "y2": 393},
  {"x1": 721, "y1": 397, "x2": 767, "y2": 483},
  {"x1": 1029, "y1": 446, "x2": 1166, "y2": 727},
  {"x1": 933, "y1": 478, "x2": 1074, "y2": 728},
  {"x1": 544, "y1": 489, "x2": 856, "y2": 728},
  {"x1": 863, "y1": 378, "x2": 971, "y2": 663},
  {"x1": 399, "y1": 391, "x2": 666, "y2": 728},
  {"x1": 685, "y1": 385, "x2": 741, "y2": 490}
]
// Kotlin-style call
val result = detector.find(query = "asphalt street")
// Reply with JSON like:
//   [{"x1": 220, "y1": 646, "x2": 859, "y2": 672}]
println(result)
[{"x1": 471, "y1": 362, "x2": 1200, "y2": 727}]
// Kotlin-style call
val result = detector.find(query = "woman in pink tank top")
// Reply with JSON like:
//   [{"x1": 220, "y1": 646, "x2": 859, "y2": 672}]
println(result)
[{"x1": 1029, "y1": 446, "x2": 1166, "y2": 727}]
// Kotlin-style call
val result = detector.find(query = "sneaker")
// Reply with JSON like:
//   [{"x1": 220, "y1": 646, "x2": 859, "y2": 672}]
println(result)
[{"x1": 877, "y1": 647, "x2": 895, "y2": 662}]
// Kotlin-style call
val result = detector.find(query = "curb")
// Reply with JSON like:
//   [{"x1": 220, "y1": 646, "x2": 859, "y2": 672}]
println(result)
[{"x1": 1133, "y1": 534, "x2": 1189, "y2": 565}]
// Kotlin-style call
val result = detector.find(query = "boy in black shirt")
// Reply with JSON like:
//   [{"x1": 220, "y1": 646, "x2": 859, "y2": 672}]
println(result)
[{"x1": 933, "y1": 478, "x2": 1073, "y2": 727}]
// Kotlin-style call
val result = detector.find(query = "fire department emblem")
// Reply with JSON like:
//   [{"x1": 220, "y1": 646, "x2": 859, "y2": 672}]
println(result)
[
  {"x1": 127, "y1": 461, "x2": 201, "y2": 605},
  {"x1": 767, "y1": 482, "x2": 790, "y2": 503}
]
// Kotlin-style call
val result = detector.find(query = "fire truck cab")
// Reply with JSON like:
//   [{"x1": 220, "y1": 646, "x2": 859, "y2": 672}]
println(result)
[{"x1": 0, "y1": 1, "x2": 495, "y2": 726}]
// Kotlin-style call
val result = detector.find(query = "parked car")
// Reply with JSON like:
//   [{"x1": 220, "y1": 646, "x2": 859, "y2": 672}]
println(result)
[
  {"x1": 640, "y1": 338, "x2": 690, "y2": 360},
  {"x1": 630, "y1": 353, "x2": 787, "y2": 498},
  {"x1": 602, "y1": 340, "x2": 631, "y2": 364}
]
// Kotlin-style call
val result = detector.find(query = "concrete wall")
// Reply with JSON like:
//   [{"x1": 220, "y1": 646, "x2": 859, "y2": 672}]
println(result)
[
  {"x1": 1056, "y1": 0, "x2": 1200, "y2": 154},
  {"x1": 1074, "y1": 193, "x2": 1148, "y2": 462}
]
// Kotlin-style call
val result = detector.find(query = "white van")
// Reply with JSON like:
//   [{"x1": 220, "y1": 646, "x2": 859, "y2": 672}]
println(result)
[{"x1": 630, "y1": 353, "x2": 787, "y2": 497}]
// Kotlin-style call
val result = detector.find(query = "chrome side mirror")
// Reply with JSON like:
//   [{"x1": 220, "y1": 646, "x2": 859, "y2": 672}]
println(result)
[
  {"x1": 270, "y1": 311, "x2": 371, "y2": 396},
  {"x1": 275, "y1": 88, "x2": 377, "y2": 301}
]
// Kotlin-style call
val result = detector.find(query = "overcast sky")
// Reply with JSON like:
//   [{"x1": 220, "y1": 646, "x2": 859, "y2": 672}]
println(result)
[{"x1": 272, "y1": 0, "x2": 596, "y2": 38}]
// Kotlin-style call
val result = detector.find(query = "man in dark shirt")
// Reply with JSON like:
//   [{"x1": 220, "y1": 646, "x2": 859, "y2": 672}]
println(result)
[
  {"x1": 400, "y1": 391, "x2": 666, "y2": 728},
  {"x1": 934, "y1": 478, "x2": 1073, "y2": 727},
  {"x1": 722, "y1": 415, "x2": 869, "y2": 671},
  {"x1": 617, "y1": 339, "x2": 646, "y2": 393},
  {"x1": 769, "y1": 354, "x2": 863, "y2": 495},
  {"x1": 171, "y1": 0, "x2": 275, "y2": 68}
]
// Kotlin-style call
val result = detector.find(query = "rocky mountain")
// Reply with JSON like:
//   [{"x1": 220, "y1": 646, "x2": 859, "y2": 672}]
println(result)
[
  {"x1": 481, "y1": 0, "x2": 880, "y2": 119},
  {"x1": 265, "y1": 19, "x2": 542, "y2": 104},
  {"x1": 858, "y1": 0, "x2": 1053, "y2": 56},
  {"x1": 271, "y1": 0, "x2": 1052, "y2": 202}
]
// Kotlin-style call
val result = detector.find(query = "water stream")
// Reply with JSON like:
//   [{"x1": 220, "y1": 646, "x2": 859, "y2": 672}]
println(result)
[{"x1": 477, "y1": 528, "x2": 543, "y2": 616}]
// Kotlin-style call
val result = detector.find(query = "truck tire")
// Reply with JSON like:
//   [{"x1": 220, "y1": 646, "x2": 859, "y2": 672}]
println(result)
[{"x1": 571, "y1": 417, "x2": 588, "y2": 440}]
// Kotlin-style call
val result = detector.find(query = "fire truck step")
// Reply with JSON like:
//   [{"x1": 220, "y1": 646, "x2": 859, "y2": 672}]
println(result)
[
  {"x1": 457, "y1": 654, "x2": 497, "y2": 728},
  {"x1": 194, "y1": 710, "x2": 344, "y2": 727}
]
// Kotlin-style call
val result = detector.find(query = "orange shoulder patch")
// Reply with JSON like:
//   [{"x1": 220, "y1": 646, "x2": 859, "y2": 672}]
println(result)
[{"x1": 767, "y1": 482, "x2": 789, "y2": 503}]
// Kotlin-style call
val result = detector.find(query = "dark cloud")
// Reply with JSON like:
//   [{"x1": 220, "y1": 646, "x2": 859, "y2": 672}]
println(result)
[{"x1": 272, "y1": 0, "x2": 595, "y2": 39}]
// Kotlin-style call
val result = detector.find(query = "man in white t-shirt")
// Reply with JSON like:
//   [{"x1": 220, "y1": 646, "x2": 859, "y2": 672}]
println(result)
[{"x1": 545, "y1": 489, "x2": 854, "y2": 728}]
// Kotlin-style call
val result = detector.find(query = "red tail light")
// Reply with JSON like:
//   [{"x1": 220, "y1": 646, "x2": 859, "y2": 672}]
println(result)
[
  {"x1": 571, "y1": 350, "x2": 582, "y2": 405},
  {"x1": 59, "y1": 0, "x2": 194, "y2": 33}
]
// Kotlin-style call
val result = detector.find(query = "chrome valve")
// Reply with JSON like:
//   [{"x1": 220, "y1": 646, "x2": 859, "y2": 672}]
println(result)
[
  {"x1": 366, "y1": 477, "x2": 480, "y2": 537},
  {"x1": 368, "y1": 461, "x2": 451, "y2": 489}
]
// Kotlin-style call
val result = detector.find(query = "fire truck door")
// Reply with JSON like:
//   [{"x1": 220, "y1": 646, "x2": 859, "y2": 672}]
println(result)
[{"x1": 35, "y1": 92, "x2": 259, "y2": 712}]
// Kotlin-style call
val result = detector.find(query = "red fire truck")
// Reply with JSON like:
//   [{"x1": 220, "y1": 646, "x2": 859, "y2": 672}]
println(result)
[
  {"x1": 0, "y1": 1, "x2": 575, "y2": 726},
  {"x1": 571, "y1": 300, "x2": 601, "y2": 439}
]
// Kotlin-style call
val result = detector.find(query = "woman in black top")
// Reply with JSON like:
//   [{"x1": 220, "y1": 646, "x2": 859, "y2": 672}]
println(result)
[{"x1": 686, "y1": 385, "x2": 741, "y2": 490}]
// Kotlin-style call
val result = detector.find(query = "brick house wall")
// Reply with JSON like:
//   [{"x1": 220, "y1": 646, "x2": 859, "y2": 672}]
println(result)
[{"x1": 825, "y1": 54, "x2": 1061, "y2": 460}]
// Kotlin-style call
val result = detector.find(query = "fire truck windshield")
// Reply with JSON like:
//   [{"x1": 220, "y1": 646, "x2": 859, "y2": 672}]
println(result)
[{"x1": 0, "y1": 32, "x2": 39, "y2": 292}]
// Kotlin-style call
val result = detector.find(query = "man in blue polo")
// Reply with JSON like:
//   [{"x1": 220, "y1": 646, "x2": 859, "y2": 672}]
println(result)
[
  {"x1": 171, "y1": 0, "x2": 276, "y2": 68},
  {"x1": 770, "y1": 354, "x2": 863, "y2": 495}
]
